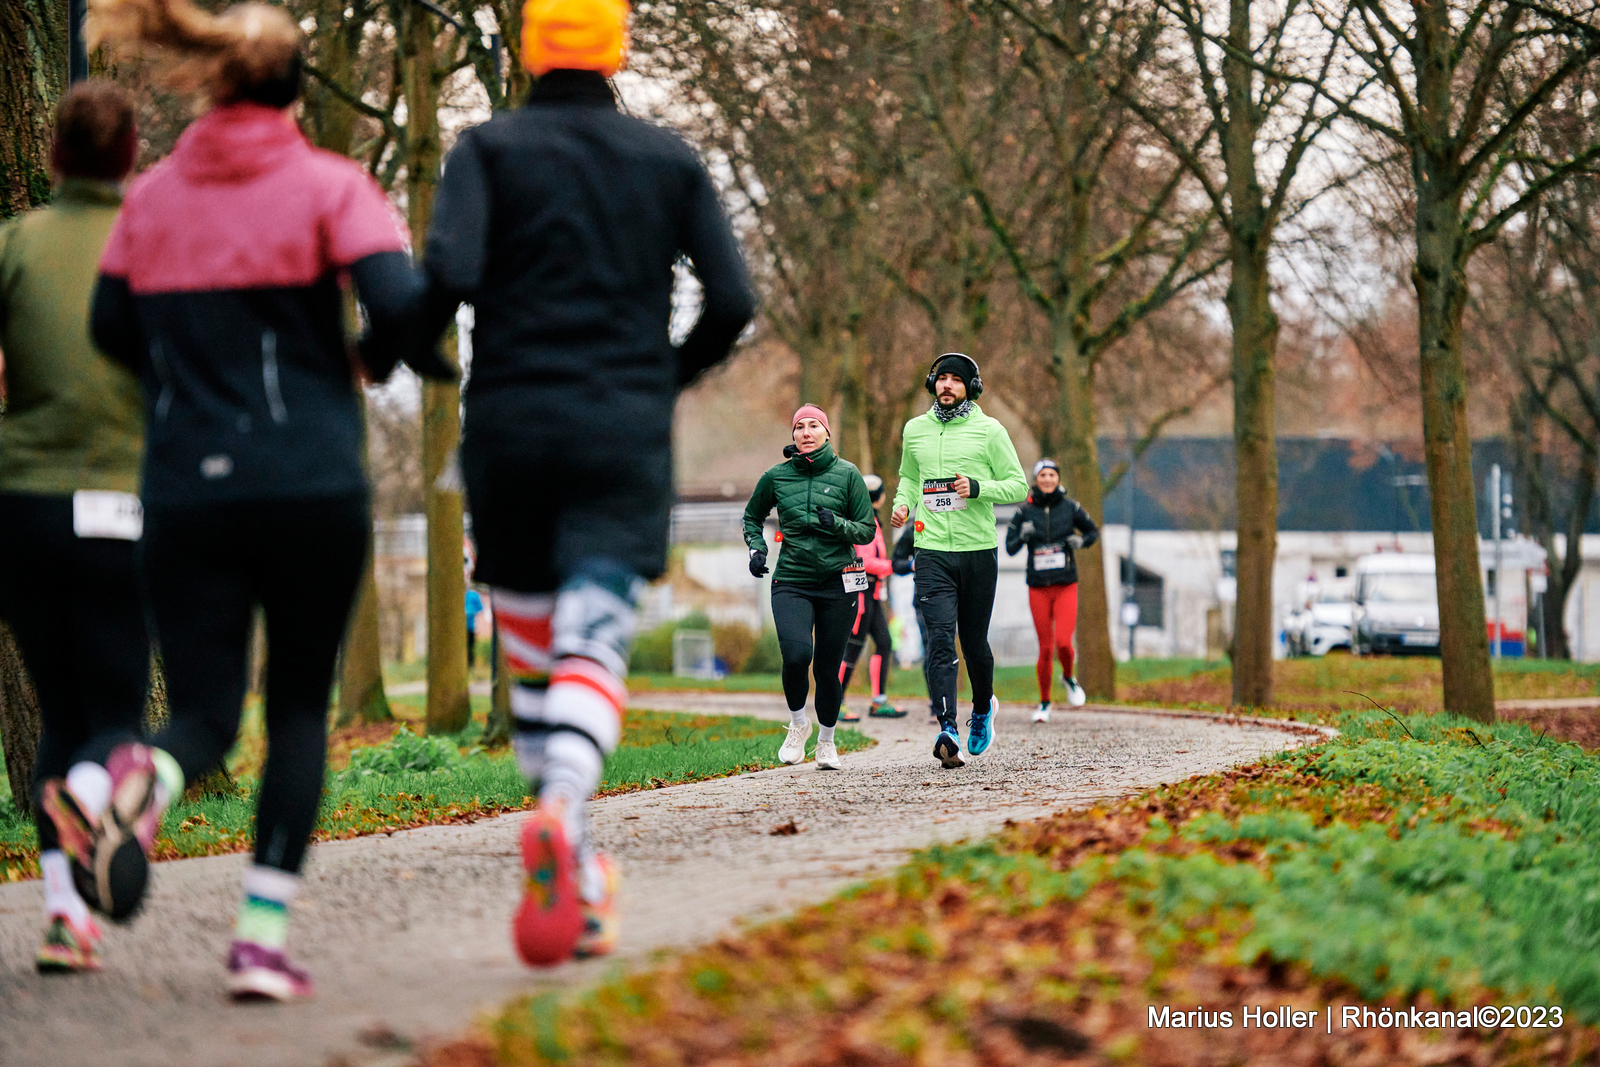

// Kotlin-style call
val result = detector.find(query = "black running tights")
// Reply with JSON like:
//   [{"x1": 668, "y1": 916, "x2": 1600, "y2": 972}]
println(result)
[
  {"x1": 0, "y1": 494, "x2": 149, "y2": 851},
  {"x1": 141, "y1": 495, "x2": 368, "y2": 874},
  {"x1": 770, "y1": 582, "x2": 856, "y2": 728}
]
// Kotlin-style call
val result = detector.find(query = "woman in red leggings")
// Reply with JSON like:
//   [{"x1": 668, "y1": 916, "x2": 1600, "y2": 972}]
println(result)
[{"x1": 1005, "y1": 460, "x2": 1098, "y2": 721}]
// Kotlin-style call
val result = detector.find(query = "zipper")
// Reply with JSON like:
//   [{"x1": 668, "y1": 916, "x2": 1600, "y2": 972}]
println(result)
[
  {"x1": 262, "y1": 329, "x2": 288, "y2": 425},
  {"x1": 150, "y1": 339, "x2": 173, "y2": 422}
]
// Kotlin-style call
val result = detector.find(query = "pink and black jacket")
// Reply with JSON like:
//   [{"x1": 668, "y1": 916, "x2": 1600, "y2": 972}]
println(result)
[{"x1": 91, "y1": 103, "x2": 439, "y2": 506}]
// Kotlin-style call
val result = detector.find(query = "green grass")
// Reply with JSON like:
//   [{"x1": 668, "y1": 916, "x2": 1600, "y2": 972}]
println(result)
[{"x1": 0, "y1": 709, "x2": 872, "y2": 881}]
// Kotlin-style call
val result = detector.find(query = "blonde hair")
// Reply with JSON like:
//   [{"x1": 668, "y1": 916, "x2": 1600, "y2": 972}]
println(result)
[{"x1": 87, "y1": 0, "x2": 302, "y2": 103}]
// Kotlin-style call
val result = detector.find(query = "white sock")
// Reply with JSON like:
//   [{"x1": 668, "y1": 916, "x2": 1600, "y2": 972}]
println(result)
[
  {"x1": 789, "y1": 706, "x2": 808, "y2": 728},
  {"x1": 66, "y1": 762, "x2": 113, "y2": 821},
  {"x1": 819, "y1": 725, "x2": 835, "y2": 744},
  {"x1": 40, "y1": 851, "x2": 90, "y2": 925}
]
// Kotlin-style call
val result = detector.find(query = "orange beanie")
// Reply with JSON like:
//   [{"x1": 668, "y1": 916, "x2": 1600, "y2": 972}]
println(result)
[{"x1": 521, "y1": 0, "x2": 629, "y2": 78}]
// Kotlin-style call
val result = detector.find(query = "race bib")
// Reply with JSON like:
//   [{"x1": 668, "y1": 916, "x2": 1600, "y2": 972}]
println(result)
[
  {"x1": 842, "y1": 561, "x2": 869, "y2": 593},
  {"x1": 73, "y1": 490, "x2": 143, "y2": 541},
  {"x1": 922, "y1": 478, "x2": 967, "y2": 513},
  {"x1": 1033, "y1": 545, "x2": 1067, "y2": 571}
]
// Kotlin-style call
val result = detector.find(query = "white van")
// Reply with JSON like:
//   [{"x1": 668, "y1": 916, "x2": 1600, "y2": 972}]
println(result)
[{"x1": 1352, "y1": 553, "x2": 1438, "y2": 655}]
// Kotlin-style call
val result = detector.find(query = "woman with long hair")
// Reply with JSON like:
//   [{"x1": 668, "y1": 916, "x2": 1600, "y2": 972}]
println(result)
[{"x1": 48, "y1": 0, "x2": 451, "y2": 1001}]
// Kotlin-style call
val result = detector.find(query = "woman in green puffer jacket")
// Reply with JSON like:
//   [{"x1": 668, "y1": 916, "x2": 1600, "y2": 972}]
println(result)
[{"x1": 742, "y1": 404, "x2": 874, "y2": 771}]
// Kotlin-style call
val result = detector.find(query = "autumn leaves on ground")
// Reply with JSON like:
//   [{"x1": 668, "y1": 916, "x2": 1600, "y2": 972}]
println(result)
[{"x1": 423, "y1": 659, "x2": 1600, "y2": 1067}]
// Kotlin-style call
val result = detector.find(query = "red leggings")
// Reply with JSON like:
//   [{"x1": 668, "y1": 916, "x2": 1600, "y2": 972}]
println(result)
[{"x1": 1029, "y1": 583, "x2": 1078, "y2": 702}]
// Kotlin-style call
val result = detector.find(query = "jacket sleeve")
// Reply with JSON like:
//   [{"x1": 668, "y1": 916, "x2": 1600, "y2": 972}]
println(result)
[
  {"x1": 890, "y1": 528, "x2": 915, "y2": 574},
  {"x1": 864, "y1": 523, "x2": 892, "y2": 577},
  {"x1": 90, "y1": 274, "x2": 142, "y2": 374},
  {"x1": 675, "y1": 162, "x2": 757, "y2": 387},
  {"x1": 975, "y1": 420, "x2": 1029, "y2": 504},
  {"x1": 1074, "y1": 502, "x2": 1100, "y2": 549},
  {"x1": 893, "y1": 424, "x2": 921, "y2": 514},
  {"x1": 832, "y1": 469, "x2": 876, "y2": 546},
  {"x1": 1005, "y1": 507, "x2": 1027, "y2": 556},
  {"x1": 742, "y1": 470, "x2": 776, "y2": 555},
  {"x1": 348, "y1": 251, "x2": 458, "y2": 383}
]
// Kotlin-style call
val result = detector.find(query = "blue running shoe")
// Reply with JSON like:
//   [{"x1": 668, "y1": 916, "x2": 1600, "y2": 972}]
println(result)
[
  {"x1": 967, "y1": 697, "x2": 997, "y2": 756},
  {"x1": 933, "y1": 730, "x2": 965, "y2": 768}
]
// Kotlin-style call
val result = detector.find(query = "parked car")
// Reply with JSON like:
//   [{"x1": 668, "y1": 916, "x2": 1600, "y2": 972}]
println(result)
[
  {"x1": 1286, "y1": 578, "x2": 1355, "y2": 657},
  {"x1": 1352, "y1": 553, "x2": 1439, "y2": 655}
]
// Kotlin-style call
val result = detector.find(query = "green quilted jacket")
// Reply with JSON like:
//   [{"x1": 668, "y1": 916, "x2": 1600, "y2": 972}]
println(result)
[{"x1": 742, "y1": 441, "x2": 875, "y2": 586}]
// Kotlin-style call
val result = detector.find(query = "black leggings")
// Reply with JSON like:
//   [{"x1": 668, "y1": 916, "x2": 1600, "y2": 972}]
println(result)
[
  {"x1": 0, "y1": 494, "x2": 149, "y2": 851},
  {"x1": 141, "y1": 495, "x2": 368, "y2": 874},
  {"x1": 770, "y1": 581, "x2": 856, "y2": 728},
  {"x1": 915, "y1": 548, "x2": 998, "y2": 730},
  {"x1": 841, "y1": 593, "x2": 892, "y2": 696}
]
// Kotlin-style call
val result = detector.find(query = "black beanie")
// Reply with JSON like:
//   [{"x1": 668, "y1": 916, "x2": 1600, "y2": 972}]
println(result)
[{"x1": 933, "y1": 354, "x2": 976, "y2": 392}]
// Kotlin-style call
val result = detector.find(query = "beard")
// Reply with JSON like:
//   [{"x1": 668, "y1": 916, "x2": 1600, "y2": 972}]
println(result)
[{"x1": 936, "y1": 391, "x2": 962, "y2": 407}]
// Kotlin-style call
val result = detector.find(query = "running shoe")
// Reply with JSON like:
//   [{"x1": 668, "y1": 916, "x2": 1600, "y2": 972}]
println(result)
[
  {"x1": 40, "y1": 780, "x2": 99, "y2": 909},
  {"x1": 512, "y1": 806, "x2": 585, "y2": 967},
  {"x1": 226, "y1": 940, "x2": 314, "y2": 1001},
  {"x1": 967, "y1": 696, "x2": 997, "y2": 756},
  {"x1": 815, "y1": 738, "x2": 842, "y2": 770},
  {"x1": 574, "y1": 853, "x2": 619, "y2": 960},
  {"x1": 868, "y1": 698, "x2": 907, "y2": 718},
  {"x1": 1065, "y1": 677, "x2": 1087, "y2": 707},
  {"x1": 839, "y1": 706, "x2": 862, "y2": 722},
  {"x1": 778, "y1": 720, "x2": 812, "y2": 765},
  {"x1": 35, "y1": 914, "x2": 103, "y2": 973},
  {"x1": 87, "y1": 744, "x2": 161, "y2": 921},
  {"x1": 1033, "y1": 702, "x2": 1052, "y2": 724},
  {"x1": 933, "y1": 729, "x2": 965, "y2": 768}
]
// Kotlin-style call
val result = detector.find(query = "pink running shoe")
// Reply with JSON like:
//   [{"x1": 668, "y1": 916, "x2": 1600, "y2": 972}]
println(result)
[
  {"x1": 35, "y1": 914, "x2": 103, "y2": 973},
  {"x1": 88, "y1": 744, "x2": 162, "y2": 921},
  {"x1": 512, "y1": 806, "x2": 584, "y2": 967},
  {"x1": 574, "y1": 852, "x2": 619, "y2": 960},
  {"x1": 226, "y1": 941, "x2": 315, "y2": 1001}
]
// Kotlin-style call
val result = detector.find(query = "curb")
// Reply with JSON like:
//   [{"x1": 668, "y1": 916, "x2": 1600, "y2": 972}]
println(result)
[{"x1": 1068, "y1": 702, "x2": 1339, "y2": 741}]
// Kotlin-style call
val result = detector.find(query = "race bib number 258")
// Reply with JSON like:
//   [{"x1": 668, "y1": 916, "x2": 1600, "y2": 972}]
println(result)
[{"x1": 922, "y1": 478, "x2": 967, "y2": 513}]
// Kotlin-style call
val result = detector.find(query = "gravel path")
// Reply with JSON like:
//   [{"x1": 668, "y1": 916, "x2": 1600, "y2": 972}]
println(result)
[{"x1": 0, "y1": 696, "x2": 1323, "y2": 1067}]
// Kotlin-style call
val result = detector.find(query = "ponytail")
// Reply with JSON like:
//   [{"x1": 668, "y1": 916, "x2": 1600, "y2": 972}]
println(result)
[{"x1": 87, "y1": 0, "x2": 302, "y2": 105}]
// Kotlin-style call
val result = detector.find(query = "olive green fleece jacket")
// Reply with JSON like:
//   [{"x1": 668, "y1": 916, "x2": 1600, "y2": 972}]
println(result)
[
  {"x1": 0, "y1": 180, "x2": 143, "y2": 495},
  {"x1": 742, "y1": 441, "x2": 875, "y2": 586},
  {"x1": 891, "y1": 402, "x2": 1028, "y2": 552}
]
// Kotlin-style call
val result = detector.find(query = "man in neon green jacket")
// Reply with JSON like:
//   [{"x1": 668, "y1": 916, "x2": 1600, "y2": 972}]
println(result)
[{"x1": 891, "y1": 353, "x2": 1028, "y2": 767}]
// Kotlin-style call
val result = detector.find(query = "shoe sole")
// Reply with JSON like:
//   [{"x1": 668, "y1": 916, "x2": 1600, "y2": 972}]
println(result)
[
  {"x1": 513, "y1": 811, "x2": 584, "y2": 967},
  {"x1": 933, "y1": 735, "x2": 965, "y2": 768},
  {"x1": 36, "y1": 949, "x2": 100, "y2": 973},
  {"x1": 227, "y1": 968, "x2": 312, "y2": 1001},
  {"x1": 87, "y1": 824, "x2": 150, "y2": 923},
  {"x1": 868, "y1": 710, "x2": 907, "y2": 718}
]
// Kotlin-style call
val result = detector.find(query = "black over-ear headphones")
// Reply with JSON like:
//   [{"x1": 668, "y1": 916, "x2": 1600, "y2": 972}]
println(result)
[{"x1": 924, "y1": 352, "x2": 983, "y2": 400}]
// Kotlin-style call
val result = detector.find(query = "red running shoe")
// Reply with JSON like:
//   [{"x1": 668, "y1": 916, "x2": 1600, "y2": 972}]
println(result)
[{"x1": 512, "y1": 805, "x2": 584, "y2": 966}]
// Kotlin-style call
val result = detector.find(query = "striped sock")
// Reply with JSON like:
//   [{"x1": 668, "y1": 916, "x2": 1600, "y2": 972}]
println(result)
[{"x1": 236, "y1": 865, "x2": 298, "y2": 950}]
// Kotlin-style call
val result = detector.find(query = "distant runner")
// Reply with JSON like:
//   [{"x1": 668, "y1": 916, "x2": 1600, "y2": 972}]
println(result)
[
  {"x1": 1006, "y1": 459, "x2": 1097, "y2": 721},
  {"x1": 891, "y1": 353, "x2": 1028, "y2": 767},
  {"x1": 420, "y1": 0, "x2": 755, "y2": 967},
  {"x1": 743, "y1": 406, "x2": 875, "y2": 769},
  {"x1": 838, "y1": 475, "x2": 904, "y2": 720}
]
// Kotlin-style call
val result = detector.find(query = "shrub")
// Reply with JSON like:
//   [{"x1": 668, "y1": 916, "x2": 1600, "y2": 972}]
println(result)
[
  {"x1": 344, "y1": 726, "x2": 463, "y2": 776},
  {"x1": 741, "y1": 628, "x2": 783, "y2": 674},
  {"x1": 712, "y1": 622, "x2": 760, "y2": 673},
  {"x1": 629, "y1": 611, "x2": 717, "y2": 673}
]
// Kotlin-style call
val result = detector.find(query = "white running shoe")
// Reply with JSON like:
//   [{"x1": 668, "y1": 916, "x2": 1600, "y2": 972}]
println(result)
[
  {"x1": 1065, "y1": 677, "x2": 1087, "y2": 707},
  {"x1": 779, "y1": 721, "x2": 812, "y2": 765},
  {"x1": 1032, "y1": 702, "x2": 1052, "y2": 723},
  {"x1": 814, "y1": 739, "x2": 842, "y2": 770}
]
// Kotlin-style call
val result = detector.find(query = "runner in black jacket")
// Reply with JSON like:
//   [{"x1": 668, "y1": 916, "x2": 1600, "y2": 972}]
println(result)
[
  {"x1": 419, "y1": 9, "x2": 756, "y2": 968},
  {"x1": 1005, "y1": 460, "x2": 1098, "y2": 720}
]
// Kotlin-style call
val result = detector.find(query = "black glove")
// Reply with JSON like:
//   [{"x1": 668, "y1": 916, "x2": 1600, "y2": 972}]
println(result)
[
  {"x1": 749, "y1": 550, "x2": 769, "y2": 577},
  {"x1": 1067, "y1": 533, "x2": 1085, "y2": 550},
  {"x1": 817, "y1": 507, "x2": 836, "y2": 530},
  {"x1": 1019, "y1": 520, "x2": 1036, "y2": 542}
]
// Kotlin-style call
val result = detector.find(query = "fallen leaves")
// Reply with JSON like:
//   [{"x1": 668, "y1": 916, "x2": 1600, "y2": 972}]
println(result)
[{"x1": 769, "y1": 818, "x2": 803, "y2": 836}]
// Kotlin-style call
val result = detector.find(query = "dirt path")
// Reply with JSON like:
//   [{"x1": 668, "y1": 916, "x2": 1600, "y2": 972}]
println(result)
[{"x1": 0, "y1": 697, "x2": 1323, "y2": 1067}]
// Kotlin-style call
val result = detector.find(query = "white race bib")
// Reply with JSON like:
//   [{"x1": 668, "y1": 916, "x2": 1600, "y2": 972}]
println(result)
[
  {"x1": 73, "y1": 491, "x2": 143, "y2": 541},
  {"x1": 922, "y1": 478, "x2": 967, "y2": 513},
  {"x1": 1033, "y1": 545, "x2": 1067, "y2": 571},
  {"x1": 842, "y1": 562, "x2": 869, "y2": 593}
]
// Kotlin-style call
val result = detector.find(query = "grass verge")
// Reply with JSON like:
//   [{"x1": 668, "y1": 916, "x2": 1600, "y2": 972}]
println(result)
[
  {"x1": 0, "y1": 709, "x2": 871, "y2": 881},
  {"x1": 427, "y1": 707, "x2": 1600, "y2": 1066}
]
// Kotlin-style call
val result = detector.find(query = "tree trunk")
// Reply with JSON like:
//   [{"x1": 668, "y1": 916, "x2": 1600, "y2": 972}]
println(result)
[
  {"x1": 337, "y1": 553, "x2": 392, "y2": 726},
  {"x1": 485, "y1": 623, "x2": 511, "y2": 747},
  {"x1": 1056, "y1": 323, "x2": 1115, "y2": 699},
  {"x1": 1414, "y1": 189, "x2": 1494, "y2": 720},
  {"x1": 0, "y1": 622, "x2": 41, "y2": 808},
  {"x1": 0, "y1": 0, "x2": 67, "y2": 219},
  {"x1": 403, "y1": 8, "x2": 470, "y2": 735}
]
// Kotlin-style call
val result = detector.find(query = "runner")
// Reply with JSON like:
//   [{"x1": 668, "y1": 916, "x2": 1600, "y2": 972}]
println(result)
[
  {"x1": 838, "y1": 475, "x2": 904, "y2": 720},
  {"x1": 72, "y1": 0, "x2": 452, "y2": 1000},
  {"x1": 890, "y1": 353, "x2": 1028, "y2": 767},
  {"x1": 1006, "y1": 459, "x2": 1098, "y2": 722},
  {"x1": 744, "y1": 406, "x2": 876, "y2": 768},
  {"x1": 419, "y1": 0, "x2": 755, "y2": 968},
  {"x1": 0, "y1": 81, "x2": 146, "y2": 974}
]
